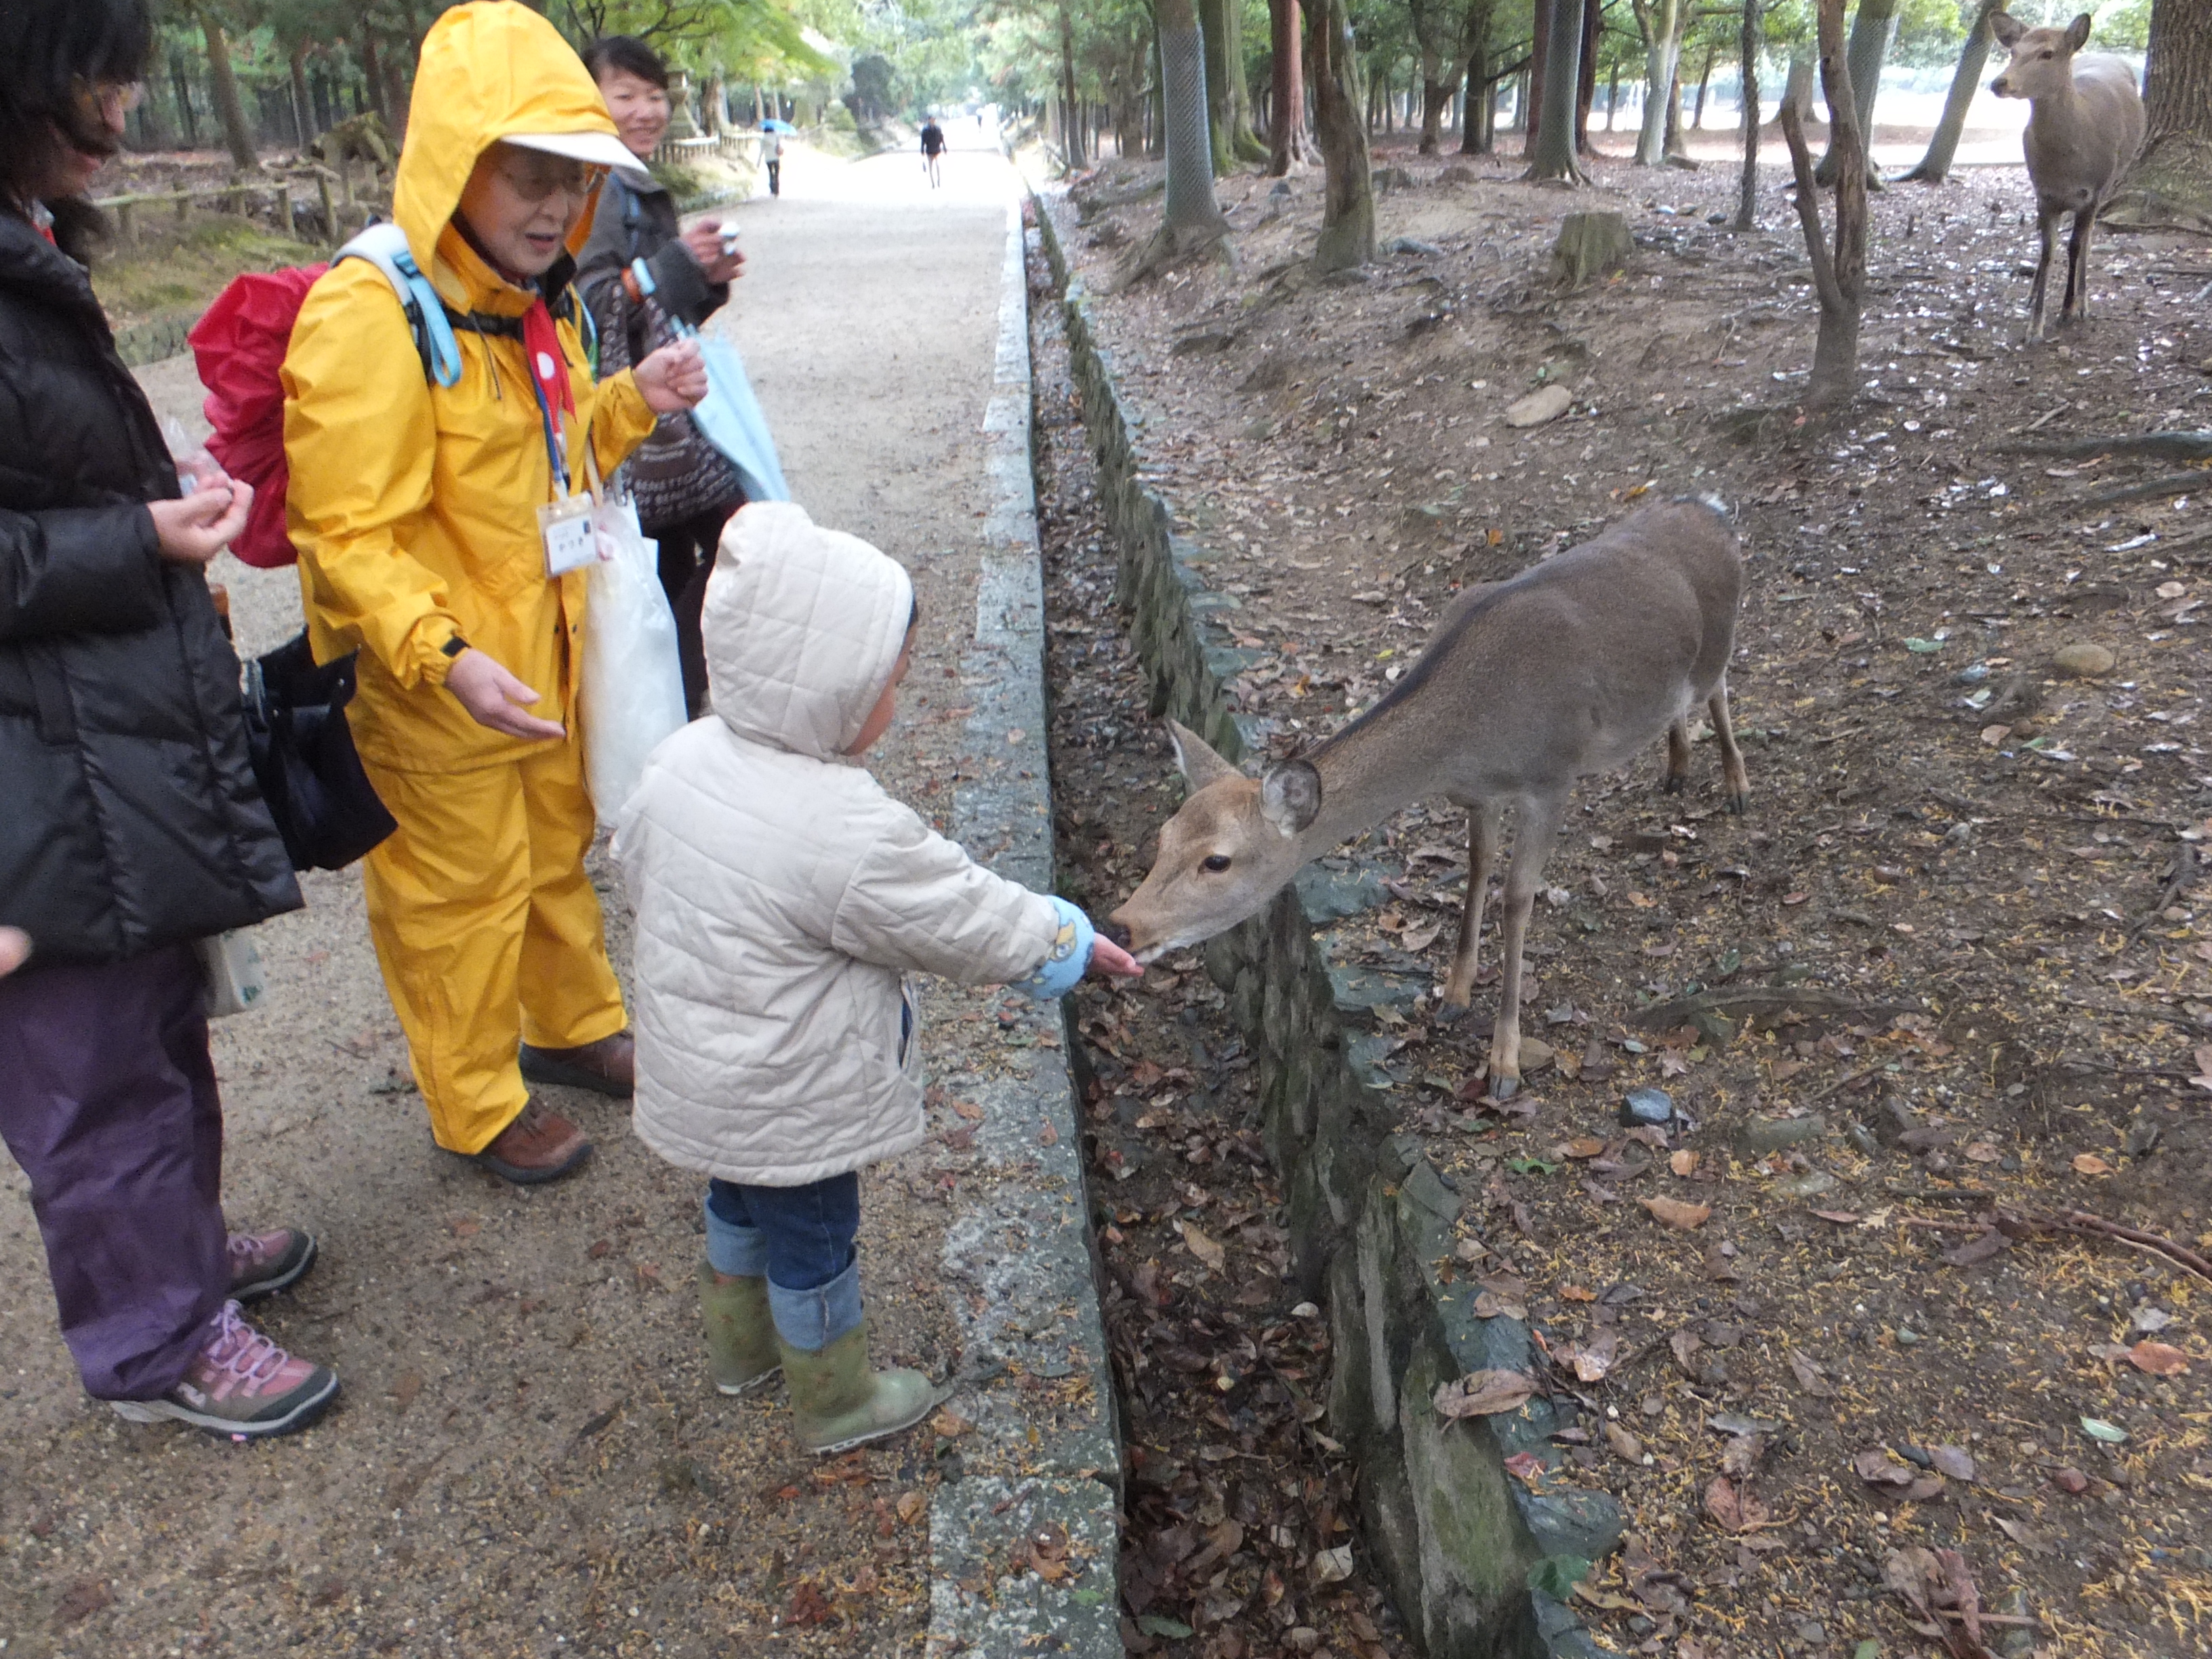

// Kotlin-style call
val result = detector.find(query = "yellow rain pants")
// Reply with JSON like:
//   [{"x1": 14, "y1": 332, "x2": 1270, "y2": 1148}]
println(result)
[{"x1": 282, "y1": 4, "x2": 659, "y2": 1153}]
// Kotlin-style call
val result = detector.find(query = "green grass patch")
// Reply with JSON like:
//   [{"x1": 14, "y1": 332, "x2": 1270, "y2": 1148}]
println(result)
[{"x1": 92, "y1": 211, "x2": 324, "y2": 332}]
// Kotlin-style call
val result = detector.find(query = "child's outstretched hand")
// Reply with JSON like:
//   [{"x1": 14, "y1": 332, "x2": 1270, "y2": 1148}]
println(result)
[{"x1": 1087, "y1": 935, "x2": 1143, "y2": 979}]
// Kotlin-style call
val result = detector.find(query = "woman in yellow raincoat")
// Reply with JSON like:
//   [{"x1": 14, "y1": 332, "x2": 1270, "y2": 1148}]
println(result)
[{"x1": 284, "y1": 2, "x2": 707, "y2": 1184}]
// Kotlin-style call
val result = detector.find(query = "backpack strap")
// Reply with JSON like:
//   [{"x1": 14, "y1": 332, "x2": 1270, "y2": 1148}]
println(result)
[{"x1": 334, "y1": 222, "x2": 464, "y2": 388}]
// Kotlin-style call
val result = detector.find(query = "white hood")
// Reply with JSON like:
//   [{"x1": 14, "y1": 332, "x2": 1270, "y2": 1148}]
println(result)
[{"x1": 703, "y1": 501, "x2": 914, "y2": 761}]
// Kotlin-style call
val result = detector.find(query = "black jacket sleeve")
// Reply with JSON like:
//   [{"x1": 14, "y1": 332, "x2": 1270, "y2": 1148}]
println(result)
[{"x1": 0, "y1": 503, "x2": 165, "y2": 642}]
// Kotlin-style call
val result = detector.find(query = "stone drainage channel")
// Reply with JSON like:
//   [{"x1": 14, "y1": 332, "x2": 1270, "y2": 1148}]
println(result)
[{"x1": 1029, "y1": 191, "x2": 1622, "y2": 1659}]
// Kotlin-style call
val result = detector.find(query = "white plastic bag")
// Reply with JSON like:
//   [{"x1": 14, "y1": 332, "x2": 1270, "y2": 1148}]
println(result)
[
  {"x1": 194, "y1": 930, "x2": 267, "y2": 1017},
  {"x1": 580, "y1": 491, "x2": 687, "y2": 833}
]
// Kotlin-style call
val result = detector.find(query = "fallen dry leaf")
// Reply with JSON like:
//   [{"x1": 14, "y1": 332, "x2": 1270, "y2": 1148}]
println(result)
[
  {"x1": 2072, "y1": 1152, "x2": 2114, "y2": 1176},
  {"x1": 1702, "y1": 1475, "x2": 1769, "y2": 1532},
  {"x1": 2127, "y1": 1340, "x2": 2190, "y2": 1376},
  {"x1": 1560, "y1": 1284, "x2": 1597, "y2": 1302},
  {"x1": 1176, "y1": 1220, "x2": 1225, "y2": 1272},
  {"x1": 1562, "y1": 1330, "x2": 1621, "y2": 1383},
  {"x1": 1640, "y1": 1196, "x2": 1712, "y2": 1230},
  {"x1": 1930, "y1": 1445, "x2": 1976, "y2": 1481},
  {"x1": 1853, "y1": 1449, "x2": 1918, "y2": 1488},
  {"x1": 1433, "y1": 1369, "x2": 1537, "y2": 1419},
  {"x1": 1670, "y1": 1329, "x2": 1703, "y2": 1375},
  {"x1": 953, "y1": 1099, "x2": 985, "y2": 1122},
  {"x1": 1788, "y1": 1350, "x2": 1835, "y2": 1397},
  {"x1": 1811, "y1": 1208, "x2": 1863, "y2": 1225},
  {"x1": 1669, "y1": 1149, "x2": 1699, "y2": 1176},
  {"x1": 1603, "y1": 1420, "x2": 1643, "y2": 1462}
]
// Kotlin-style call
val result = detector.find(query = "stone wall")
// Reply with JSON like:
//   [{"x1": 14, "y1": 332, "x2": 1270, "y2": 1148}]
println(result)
[{"x1": 1033, "y1": 197, "x2": 1620, "y2": 1659}]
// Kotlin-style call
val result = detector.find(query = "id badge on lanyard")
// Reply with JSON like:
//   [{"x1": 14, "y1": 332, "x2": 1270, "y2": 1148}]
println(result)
[{"x1": 530, "y1": 366, "x2": 598, "y2": 577}]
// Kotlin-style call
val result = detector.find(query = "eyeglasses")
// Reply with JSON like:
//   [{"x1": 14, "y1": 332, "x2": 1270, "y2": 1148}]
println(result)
[
  {"x1": 496, "y1": 153, "x2": 608, "y2": 203},
  {"x1": 71, "y1": 79, "x2": 146, "y2": 125}
]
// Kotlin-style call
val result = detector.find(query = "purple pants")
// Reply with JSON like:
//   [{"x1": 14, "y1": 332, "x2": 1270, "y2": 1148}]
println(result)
[{"x1": 0, "y1": 944, "x2": 227, "y2": 1399}]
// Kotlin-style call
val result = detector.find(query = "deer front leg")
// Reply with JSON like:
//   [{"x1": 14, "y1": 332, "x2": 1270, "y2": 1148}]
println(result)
[
  {"x1": 1708, "y1": 683, "x2": 1749, "y2": 813},
  {"x1": 2064, "y1": 208, "x2": 2094, "y2": 321},
  {"x1": 1664, "y1": 718, "x2": 1691, "y2": 794},
  {"x1": 2026, "y1": 209, "x2": 2058, "y2": 343},
  {"x1": 1438, "y1": 800, "x2": 1502, "y2": 1021},
  {"x1": 1487, "y1": 795, "x2": 1565, "y2": 1100}
]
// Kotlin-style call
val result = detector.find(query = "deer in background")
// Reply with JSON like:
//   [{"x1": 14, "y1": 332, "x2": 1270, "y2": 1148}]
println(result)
[
  {"x1": 1989, "y1": 11, "x2": 2146, "y2": 344},
  {"x1": 1108, "y1": 497, "x2": 1748, "y2": 1101}
]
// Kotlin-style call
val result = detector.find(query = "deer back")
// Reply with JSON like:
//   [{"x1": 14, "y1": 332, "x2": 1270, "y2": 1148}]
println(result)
[{"x1": 1319, "y1": 498, "x2": 1741, "y2": 803}]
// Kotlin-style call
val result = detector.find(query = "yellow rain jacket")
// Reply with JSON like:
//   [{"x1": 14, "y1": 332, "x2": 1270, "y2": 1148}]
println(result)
[
  {"x1": 281, "y1": 1, "x2": 657, "y2": 1155},
  {"x1": 283, "y1": 0, "x2": 655, "y2": 772}
]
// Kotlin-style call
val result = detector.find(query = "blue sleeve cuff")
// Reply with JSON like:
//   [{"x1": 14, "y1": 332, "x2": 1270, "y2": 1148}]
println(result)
[{"x1": 1012, "y1": 896, "x2": 1093, "y2": 1000}]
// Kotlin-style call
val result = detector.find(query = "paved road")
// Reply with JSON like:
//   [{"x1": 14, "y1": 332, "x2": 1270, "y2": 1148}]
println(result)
[{"x1": 1, "y1": 135, "x2": 1022, "y2": 1659}]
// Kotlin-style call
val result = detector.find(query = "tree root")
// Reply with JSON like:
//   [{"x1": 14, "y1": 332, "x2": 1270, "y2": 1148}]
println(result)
[
  {"x1": 1110, "y1": 220, "x2": 1233, "y2": 291},
  {"x1": 1908, "y1": 1204, "x2": 2212, "y2": 1285},
  {"x1": 2076, "y1": 466, "x2": 2212, "y2": 508},
  {"x1": 1999, "y1": 430, "x2": 2212, "y2": 462}
]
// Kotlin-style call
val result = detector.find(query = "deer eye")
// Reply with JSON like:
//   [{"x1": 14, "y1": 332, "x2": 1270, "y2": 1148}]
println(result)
[{"x1": 1201, "y1": 854, "x2": 1232, "y2": 873}]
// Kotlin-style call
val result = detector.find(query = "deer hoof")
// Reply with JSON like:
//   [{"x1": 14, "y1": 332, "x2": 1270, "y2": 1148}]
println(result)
[
  {"x1": 1491, "y1": 1071, "x2": 1521, "y2": 1102},
  {"x1": 1433, "y1": 1000, "x2": 1469, "y2": 1026},
  {"x1": 1727, "y1": 792, "x2": 1748, "y2": 816},
  {"x1": 1663, "y1": 775, "x2": 1685, "y2": 795}
]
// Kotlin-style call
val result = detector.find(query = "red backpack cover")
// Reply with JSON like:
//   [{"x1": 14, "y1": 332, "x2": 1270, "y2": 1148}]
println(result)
[{"x1": 187, "y1": 264, "x2": 328, "y2": 569}]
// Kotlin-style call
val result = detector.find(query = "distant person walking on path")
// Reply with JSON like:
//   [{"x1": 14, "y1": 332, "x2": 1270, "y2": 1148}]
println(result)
[
  {"x1": 764, "y1": 126, "x2": 783, "y2": 198},
  {"x1": 577, "y1": 34, "x2": 747, "y2": 716},
  {"x1": 283, "y1": 2, "x2": 707, "y2": 1187},
  {"x1": 0, "y1": 0, "x2": 336, "y2": 1441},
  {"x1": 920, "y1": 117, "x2": 946, "y2": 188},
  {"x1": 615, "y1": 504, "x2": 1141, "y2": 1453}
]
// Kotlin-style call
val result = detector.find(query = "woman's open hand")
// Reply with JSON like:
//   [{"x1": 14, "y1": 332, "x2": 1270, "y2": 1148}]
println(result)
[
  {"x1": 445, "y1": 649, "x2": 566, "y2": 741},
  {"x1": 636, "y1": 340, "x2": 708, "y2": 413},
  {"x1": 147, "y1": 481, "x2": 252, "y2": 566}
]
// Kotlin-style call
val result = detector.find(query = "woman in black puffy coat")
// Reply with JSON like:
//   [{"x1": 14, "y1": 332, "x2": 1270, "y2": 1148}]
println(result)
[
  {"x1": 0, "y1": 0, "x2": 337, "y2": 1439},
  {"x1": 575, "y1": 33, "x2": 747, "y2": 716}
]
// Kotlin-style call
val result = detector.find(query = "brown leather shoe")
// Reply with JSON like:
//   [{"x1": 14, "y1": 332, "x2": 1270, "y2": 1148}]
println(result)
[
  {"x1": 474, "y1": 1099, "x2": 592, "y2": 1185},
  {"x1": 518, "y1": 1032, "x2": 634, "y2": 1099}
]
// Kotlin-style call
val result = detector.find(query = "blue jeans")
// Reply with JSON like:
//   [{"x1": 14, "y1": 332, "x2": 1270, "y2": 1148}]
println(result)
[{"x1": 704, "y1": 1174, "x2": 861, "y2": 1350}]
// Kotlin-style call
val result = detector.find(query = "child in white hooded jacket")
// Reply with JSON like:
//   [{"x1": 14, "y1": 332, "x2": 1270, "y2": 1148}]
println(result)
[{"x1": 614, "y1": 501, "x2": 1139, "y2": 1454}]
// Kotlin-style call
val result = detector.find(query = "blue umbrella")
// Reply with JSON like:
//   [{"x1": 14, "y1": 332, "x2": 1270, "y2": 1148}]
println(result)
[{"x1": 759, "y1": 119, "x2": 796, "y2": 134}]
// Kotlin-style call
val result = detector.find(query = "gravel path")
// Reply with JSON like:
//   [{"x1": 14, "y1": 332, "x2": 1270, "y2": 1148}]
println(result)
[{"x1": 1, "y1": 134, "x2": 1021, "y2": 1659}]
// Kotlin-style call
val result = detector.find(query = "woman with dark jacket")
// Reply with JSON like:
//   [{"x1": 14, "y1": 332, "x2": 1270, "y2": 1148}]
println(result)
[
  {"x1": 0, "y1": 0, "x2": 337, "y2": 1439},
  {"x1": 576, "y1": 34, "x2": 747, "y2": 715}
]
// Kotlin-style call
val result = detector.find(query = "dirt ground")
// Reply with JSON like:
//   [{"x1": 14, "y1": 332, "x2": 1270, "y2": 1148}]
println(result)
[
  {"x1": 0, "y1": 131, "x2": 1017, "y2": 1658},
  {"x1": 1044, "y1": 140, "x2": 2212, "y2": 1659}
]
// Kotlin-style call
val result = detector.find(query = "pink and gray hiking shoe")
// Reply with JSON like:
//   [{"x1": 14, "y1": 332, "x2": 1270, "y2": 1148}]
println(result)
[
  {"x1": 227, "y1": 1227, "x2": 317, "y2": 1303},
  {"x1": 109, "y1": 1301, "x2": 338, "y2": 1439}
]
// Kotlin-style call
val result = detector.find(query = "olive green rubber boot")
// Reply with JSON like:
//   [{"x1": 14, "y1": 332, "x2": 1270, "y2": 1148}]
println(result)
[
  {"x1": 778, "y1": 1325, "x2": 942, "y2": 1455},
  {"x1": 700, "y1": 1263, "x2": 781, "y2": 1397}
]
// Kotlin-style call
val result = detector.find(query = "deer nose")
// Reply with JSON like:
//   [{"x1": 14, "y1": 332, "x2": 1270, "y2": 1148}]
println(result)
[{"x1": 1103, "y1": 920, "x2": 1133, "y2": 949}]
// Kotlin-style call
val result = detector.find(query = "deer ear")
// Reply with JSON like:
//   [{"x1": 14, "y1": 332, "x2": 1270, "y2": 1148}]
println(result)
[
  {"x1": 1166, "y1": 719, "x2": 1241, "y2": 791},
  {"x1": 1990, "y1": 9, "x2": 2024, "y2": 46},
  {"x1": 2066, "y1": 12, "x2": 2091, "y2": 49},
  {"x1": 1259, "y1": 760, "x2": 1322, "y2": 838}
]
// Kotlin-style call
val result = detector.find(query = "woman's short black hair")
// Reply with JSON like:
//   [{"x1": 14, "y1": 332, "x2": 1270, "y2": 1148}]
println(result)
[
  {"x1": 0, "y1": 0, "x2": 151, "y2": 258},
  {"x1": 582, "y1": 35, "x2": 669, "y2": 91}
]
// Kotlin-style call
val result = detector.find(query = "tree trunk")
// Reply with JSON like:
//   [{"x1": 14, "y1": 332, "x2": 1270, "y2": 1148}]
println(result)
[
  {"x1": 1734, "y1": 0, "x2": 1763, "y2": 227},
  {"x1": 1632, "y1": 0, "x2": 1685, "y2": 165},
  {"x1": 192, "y1": 3, "x2": 262, "y2": 173},
  {"x1": 1782, "y1": 0, "x2": 1864, "y2": 409},
  {"x1": 2105, "y1": 0, "x2": 2212, "y2": 232},
  {"x1": 1663, "y1": 66, "x2": 1685, "y2": 158},
  {"x1": 1151, "y1": 0, "x2": 1231, "y2": 251},
  {"x1": 1309, "y1": 0, "x2": 1374, "y2": 272},
  {"x1": 1459, "y1": 0, "x2": 1494, "y2": 153},
  {"x1": 1270, "y1": 0, "x2": 1305, "y2": 171},
  {"x1": 140, "y1": 29, "x2": 178, "y2": 151},
  {"x1": 1818, "y1": 0, "x2": 1895, "y2": 185},
  {"x1": 1212, "y1": 0, "x2": 1268, "y2": 163},
  {"x1": 288, "y1": 41, "x2": 316, "y2": 148},
  {"x1": 1527, "y1": 0, "x2": 1549, "y2": 157},
  {"x1": 1692, "y1": 44, "x2": 1715, "y2": 127},
  {"x1": 1606, "y1": 60, "x2": 1620, "y2": 129},
  {"x1": 1898, "y1": 0, "x2": 2000, "y2": 184},
  {"x1": 1059, "y1": 0, "x2": 1085, "y2": 168},
  {"x1": 1200, "y1": 0, "x2": 1233, "y2": 171},
  {"x1": 359, "y1": 24, "x2": 391, "y2": 127},
  {"x1": 1576, "y1": 0, "x2": 1599, "y2": 154},
  {"x1": 1525, "y1": 0, "x2": 1587, "y2": 180}
]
